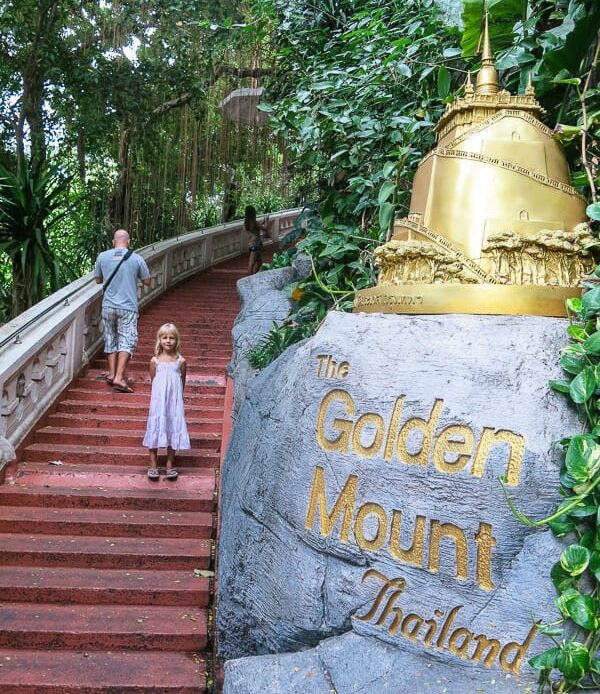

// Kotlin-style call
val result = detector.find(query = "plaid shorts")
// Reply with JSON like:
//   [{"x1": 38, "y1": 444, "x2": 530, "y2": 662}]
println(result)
[{"x1": 101, "y1": 307, "x2": 138, "y2": 355}]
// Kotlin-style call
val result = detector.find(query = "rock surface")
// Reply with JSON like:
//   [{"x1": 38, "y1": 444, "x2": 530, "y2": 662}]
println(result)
[{"x1": 218, "y1": 305, "x2": 579, "y2": 692}]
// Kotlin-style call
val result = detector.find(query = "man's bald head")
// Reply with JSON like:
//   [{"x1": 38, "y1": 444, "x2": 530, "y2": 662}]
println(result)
[{"x1": 113, "y1": 229, "x2": 130, "y2": 248}]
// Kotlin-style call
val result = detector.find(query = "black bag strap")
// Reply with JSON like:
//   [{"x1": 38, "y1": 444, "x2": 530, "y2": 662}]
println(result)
[{"x1": 102, "y1": 249, "x2": 133, "y2": 294}]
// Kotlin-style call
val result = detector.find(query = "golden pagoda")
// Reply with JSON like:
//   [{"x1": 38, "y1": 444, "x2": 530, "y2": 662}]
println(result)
[{"x1": 354, "y1": 15, "x2": 593, "y2": 316}]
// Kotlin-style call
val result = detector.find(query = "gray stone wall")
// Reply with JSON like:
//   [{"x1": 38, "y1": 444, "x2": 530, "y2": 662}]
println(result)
[
  {"x1": 228, "y1": 255, "x2": 311, "y2": 419},
  {"x1": 218, "y1": 305, "x2": 579, "y2": 692}
]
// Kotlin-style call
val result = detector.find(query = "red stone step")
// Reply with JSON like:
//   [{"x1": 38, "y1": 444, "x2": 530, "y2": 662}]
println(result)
[
  {"x1": 91, "y1": 359, "x2": 231, "y2": 371},
  {"x1": 0, "y1": 484, "x2": 214, "y2": 512},
  {"x1": 21, "y1": 444, "x2": 220, "y2": 466},
  {"x1": 72, "y1": 379, "x2": 226, "y2": 393},
  {"x1": 57, "y1": 398, "x2": 224, "y2": 416},
  {"x1": 65, "y1": 387, "x2": 225, "y2": 405},
  {"x1": 0, "y1": 567, "x2": 210, "y2": 606},
  {"x1": 0, "y1": 505, "x2": 213, "y2": 538},
  {"x1": 9, "y1": 464, "x2": 216, "y2": 494},
  {"x1": 0, "y1": 649, "x2": 206, "y2": 693},
  {"x1": 33, "y1": 426, "x2": 222, "y2": 449},
  {"x1": 47, "y1": 411, "x2": 222, "y2": 432},
  {"x1": 0, "y1": 251, "x2": 250, "y2": 691},
  {"x1": 0, "y1": 603, "x2": 207, "y2": 650},
  {"x1": 0, "y1": 533, "x2": 212, "y2": 570}
]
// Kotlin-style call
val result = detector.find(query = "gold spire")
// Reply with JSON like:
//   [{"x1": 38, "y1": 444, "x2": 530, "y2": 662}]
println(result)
[
  {"x1": 475, "y1": 13, "x2": 499, "y2": 95},
  {"x1": 464, "y1": 70, "x2": 474, "y2": 97},
  {"x1": 525, "y1": 71, "x2": 535, "y2": 97}
]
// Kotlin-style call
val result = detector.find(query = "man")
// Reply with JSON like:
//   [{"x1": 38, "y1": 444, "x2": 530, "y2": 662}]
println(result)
[{"x1": 94, "y1": 229, "x2": 151, "y2": 393}]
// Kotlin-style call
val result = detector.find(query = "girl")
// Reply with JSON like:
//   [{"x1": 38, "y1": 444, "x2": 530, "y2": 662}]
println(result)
[
  {"x1": 143, "y1": 323, "x2": 190, "y2": 480},
  {"x1": 244, "y1": 205, "x2": 269, "y2": 275}
]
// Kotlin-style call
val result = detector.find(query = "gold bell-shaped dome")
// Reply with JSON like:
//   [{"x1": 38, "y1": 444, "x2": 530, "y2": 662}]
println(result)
[{"x1": 355, "y1": 14, "x2": 593, "y2": 317}]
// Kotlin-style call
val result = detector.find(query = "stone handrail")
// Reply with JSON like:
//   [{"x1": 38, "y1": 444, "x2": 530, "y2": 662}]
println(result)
[{"x1": 0, "y1": 208, "x2": 301, "y2": 449}]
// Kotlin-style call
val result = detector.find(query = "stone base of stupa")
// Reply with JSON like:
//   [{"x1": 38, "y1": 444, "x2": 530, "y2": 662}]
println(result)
[{"x1": 354, "y1": 282, "x2": 577, "y2": 316}]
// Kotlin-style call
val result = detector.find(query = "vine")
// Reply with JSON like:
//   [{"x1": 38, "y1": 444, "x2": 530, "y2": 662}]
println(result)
[{"x1": 499, "y1": 286, "x2": 600, "y2": 692}]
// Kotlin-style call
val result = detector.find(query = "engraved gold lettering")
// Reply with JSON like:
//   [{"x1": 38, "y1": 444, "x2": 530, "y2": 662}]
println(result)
[
  {"x1": 436, "y1": 605, "x2": 463, "y2": 650},
  {"x1": 400, "y1": 613, "x2": 424, "y2": 641},
  {"x1": 474, "y1": 522, "x2": 497, "y2": 591},
  {"x1": 389, "y1": 511, "x2": 426, "y2": 566},
  {"x1": 448, "y1": 627, "x2": 474, "y2": 659},
  {"x1": 378, "y1": 594, "x2": 404, "y2": 634},
  {"x1": 354, "y1": 502, "x2": 388, "y2": 551},
  {"x1": 315, "y1": 389, "x2": 527, "y2": 485},
  {"x1": 355, "y1": 569, "x2": 407, "y2": 635},
  {"x1": 499, "y1": 625, "x2": 539, "y2": 674},
  {"x1": 432, "y1": 425, "x2": 474, "y2": 474},
  {"x1": 352, "y1": 413, "x2": 385, "y2": 457},
  {"x1": 472, "y1": 427, "x2": 525, "y2": 486},
  {"x1": 355, "y1": 571, "x2": 538, "y2": 674},
  {"x1": 338, "y1": 361, "x2": 350, "y2": 378},
  {"x1": 471, "y1": 634, "x2": 501, "y2": 667},
  {"x1": 316, "y1": 354, "x2": 329, "y2": 377},
  {"x1": 316, "y1": 355, "x2": 350, "y2": 379},
  {"x1": 306, "y1": 468, "x2": 498, "y2": 590},
  {"x1": 428, "y1": 521, "x2": 468, "y2": 582},
  {"x1": 422, "y1": 609, "x2": 445, "y2": 648},
  {"x1": 316, "y1": 389, "x2": 354, "y2": 453},
  {"x1": 305, "y1": 466, "x2": 357, "y2": 542},
  {"x1": 396, "y1": 399, "x2": 443, "y2": 467},
  {"x1": 383, "y1": 397, "x2": 404, "y2": 461}
]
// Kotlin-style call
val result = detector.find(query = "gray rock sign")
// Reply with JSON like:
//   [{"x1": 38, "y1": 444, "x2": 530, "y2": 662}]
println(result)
[{"x1": 218, "y1": 309, "x2": 579, "y2": 692}]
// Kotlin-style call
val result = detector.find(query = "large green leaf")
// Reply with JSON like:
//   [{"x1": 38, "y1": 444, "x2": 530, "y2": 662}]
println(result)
[
  {"x1": 583, "y1": 331, "x2": 600, "y2": 355},
  {"x1": 569, "y1": 367, "x2": 595, "y2": 404},
  {"x1": 556, "y1": 641, "x2": 590, "y2": 683},
  {"x1": 565, "y1": 434, "x2": 600, "y2": 481},
  {"x1": 378, "y1": 201, "x2": 395, "y2": 232},
  {"x1": 461, "y1": 0, "x2": 524, "y2": 60},
  {"x1": 560, "y1": 353, "x2": 585, "y2": 375},
  {"x1": 530, "y1": 646, "x2": 561, "y2": 670},
  {"x1": 378, "y1": 180, "x2": 396, "y2": 205},
  {"x1": 560, "y1": 545, "x2": 590, "y2": 576},
  {"x1": 587, "y1": 203, "x2": 600, "y2": 222}
]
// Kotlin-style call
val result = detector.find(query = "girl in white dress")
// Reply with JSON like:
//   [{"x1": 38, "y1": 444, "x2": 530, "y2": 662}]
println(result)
[{"x1": 143, "y1": 323, "x2": 190, "y2": 479}]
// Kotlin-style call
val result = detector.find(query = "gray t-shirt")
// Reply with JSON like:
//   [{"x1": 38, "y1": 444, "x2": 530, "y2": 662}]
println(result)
[{"x1": 94, "y1": 249, "x2": 151, "y2": 313}]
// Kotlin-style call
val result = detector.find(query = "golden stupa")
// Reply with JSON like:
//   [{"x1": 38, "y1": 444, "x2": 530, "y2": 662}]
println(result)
[{"x1": 354, "y1": 16, "x2": 593, "y2": 317}]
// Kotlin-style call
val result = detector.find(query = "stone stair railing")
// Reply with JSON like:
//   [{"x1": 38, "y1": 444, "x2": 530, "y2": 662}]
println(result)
[{"x1": 0, "y1": 209, "x2": 301, "y2": 454}]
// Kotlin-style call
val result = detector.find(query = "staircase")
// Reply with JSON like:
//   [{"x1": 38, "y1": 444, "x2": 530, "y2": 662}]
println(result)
[{"x1": 0, "y1": 257, "x2": 246, "y2": 693}]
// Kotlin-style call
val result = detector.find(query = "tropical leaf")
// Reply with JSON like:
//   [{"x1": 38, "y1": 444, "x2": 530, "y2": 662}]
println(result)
[{"x1": 461, "y1": 0, "x2": 524, "y2": 60}]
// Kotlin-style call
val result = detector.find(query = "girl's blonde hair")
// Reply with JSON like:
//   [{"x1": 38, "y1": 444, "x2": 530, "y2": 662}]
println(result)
[{"x1": 154, "y1": 323, "x2": 181, "y2": 357}]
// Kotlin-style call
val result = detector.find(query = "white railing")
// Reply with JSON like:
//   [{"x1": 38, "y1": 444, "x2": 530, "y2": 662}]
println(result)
[{"x1": 0, "y1": 209, "x2": 300, "y2": 450}]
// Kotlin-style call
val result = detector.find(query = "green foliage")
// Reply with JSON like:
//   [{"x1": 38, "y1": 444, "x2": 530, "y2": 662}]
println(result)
[
  {"x1": 262, "y1": 249, "x2": 295, "y2": 270},
  {"x1": 246, "y1": 320, "x2": 315, "y2": 368},
  {"x1": 246, "y1": 0, "x2": 463, "y2": 367},
  {"x1": 461, "y1": 0, "x2": 525, "y2": 59},
  {"x1": 503, "y1": 282, "x2": 600, "y2": 690},
  {"x1": 0, "y1": 0, "x2": 297, "y2": 320},
  {"x1": 266, "y1": 0, "x2": 461, "y2": 228},
  {"x1": 0, "y1": 161, "x2": 74, "y2": 316}
]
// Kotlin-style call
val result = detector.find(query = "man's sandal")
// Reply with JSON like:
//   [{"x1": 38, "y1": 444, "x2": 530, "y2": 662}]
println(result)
[
  {"x1": 165, "y1": 468, "x2": 179, "y2": 480},
  {"x1": 147, "y1": 467, "x2": 159, "y2": 480}
]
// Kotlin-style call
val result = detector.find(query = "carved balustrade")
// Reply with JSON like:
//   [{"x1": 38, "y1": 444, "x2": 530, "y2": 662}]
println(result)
[{"x1": 0, "y1": 209, "x2": 301, "y2": 450}]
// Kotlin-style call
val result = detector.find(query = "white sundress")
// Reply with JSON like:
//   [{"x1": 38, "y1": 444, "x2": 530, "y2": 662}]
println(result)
[{"x1": 143, "y1": 356, "x2": 191, "y2": 450}]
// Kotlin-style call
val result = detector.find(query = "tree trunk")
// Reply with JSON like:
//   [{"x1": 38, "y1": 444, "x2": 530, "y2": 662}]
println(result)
[
  {"x1": 77, "y1": 129, "x2": 86, "y2": 183},
  {"x1": 109, "y1": 125, "x2": 131, "y2": 228},
  {"x1": 15, "y1": 0, "x2": 60, "y2": 174}
]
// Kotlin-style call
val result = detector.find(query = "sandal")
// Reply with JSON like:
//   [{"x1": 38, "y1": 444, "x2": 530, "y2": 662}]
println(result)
[
  {"x1": 147, "y1": 467, "x2": 159, "y2": 480},
  {"x1": 165, "y1": 468, "x2": 179, "y2": 480},
  {"x1": 113, "y1": 382, "x2": 134, "y2": 393}
]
